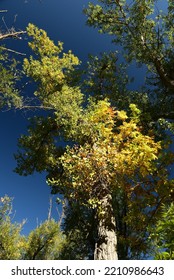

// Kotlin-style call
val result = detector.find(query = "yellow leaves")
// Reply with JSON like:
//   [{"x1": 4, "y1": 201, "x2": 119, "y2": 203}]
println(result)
[
  {"x1": 24, "y1": 24, "x2": 81, "y2": 109},
  {"x1": 80, "y1": 99, "x2": 116, "y2": 141},
  {"x1": 27, "y1": 24, "x2": 63, "y2": 57},
  {"x1": 129, "y1": 103, "x2": 141, "y2": 117},
  {"x1": 116, "y1": 110, "x2": 128, "y2": 120},
  {"x1": 57, "y1": 101, "x2": 161, "y2": 207}
]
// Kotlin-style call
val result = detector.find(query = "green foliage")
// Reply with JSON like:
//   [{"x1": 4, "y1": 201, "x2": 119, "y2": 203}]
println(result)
[
  {"x1": 0, "y1": 52, "x2": 23, "y2": 109},
  {"x1": 24, "y1": 219, "x2": 65, "y2": 260},
  {"x1": 149, "y1": 202, "x2": 174, "y2": 260},
  {"x1": 84, "y1": 0, "x2": 174, "y2": 125},
  {"x1": 82, "y1": 52, "x2": 129, "y2": 107},
  {"x1": 60, "y1": 202, "x2": 96, "y2": 260},
  {"x1": 0, "y1": 196, "x2": 24, "y2": 260},
  {"x1": 0, "y1": 196, "x2": 65, "y2": 260},
  {"x1": 85, "y1": 0, "x2": 162, "y2": 62},
  {"x1": 24, "y1": 24, "x2": 81, "y2": 104}
]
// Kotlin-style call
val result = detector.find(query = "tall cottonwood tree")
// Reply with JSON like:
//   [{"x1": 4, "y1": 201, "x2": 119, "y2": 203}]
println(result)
[
  {"x1": 83, "y1": 0, "x2": 174, "y2": 258},
  {"x1": 15, "y1": 24, "x2": 174, "y2": 259}
]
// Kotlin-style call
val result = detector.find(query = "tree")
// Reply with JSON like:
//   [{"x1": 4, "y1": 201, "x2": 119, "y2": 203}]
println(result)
[
  {"x1": 14, "y1": 24, "x2": 174, "y2": 259},
  {"x1": 0, "y1": 196, "x2": 25, "y2": 259},
  {"x1": 84, "y1": 0, "x2": 174, "y2": 125},
  {"x1": 23, "y1": 219, "x2": 65, "y2": 260},
  {"x1": 0, "y1": 195, "x2": 65, "y2": 260}
]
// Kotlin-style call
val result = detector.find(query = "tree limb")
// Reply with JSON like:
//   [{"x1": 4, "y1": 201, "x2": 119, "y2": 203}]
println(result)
[
  {"x1": 0, "y1": 30, "x2": 26, "y2": 41},
  {"x1": 0, "y1": 46, "x2": 26, "y2": 56}
]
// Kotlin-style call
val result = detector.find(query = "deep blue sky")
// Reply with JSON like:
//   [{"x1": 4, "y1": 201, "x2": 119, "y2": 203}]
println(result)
[{"x1": 0, "y1": 0, "x2": 168, "y2": 235}]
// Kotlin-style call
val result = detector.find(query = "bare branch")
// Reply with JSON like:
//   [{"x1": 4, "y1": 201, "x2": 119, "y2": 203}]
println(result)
[
  {"x1": 0, "y1": 46, "x2": 26, "y2": 56},
  {"x1": 48, "y1": 197, "x2": 53, "y2": 220},
  {"x1": 0, "y1": 30, "x2": 26, "y2": 41}
]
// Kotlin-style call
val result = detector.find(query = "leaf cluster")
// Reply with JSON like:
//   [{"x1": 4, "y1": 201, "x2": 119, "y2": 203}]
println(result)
[{"x1": 0, "y1": 196, "x2": 65, "y2": 260}]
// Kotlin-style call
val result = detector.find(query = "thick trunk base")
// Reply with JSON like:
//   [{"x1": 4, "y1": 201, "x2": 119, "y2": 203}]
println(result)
[{"x1": 94, "y1": 193, "x2": 118, "y2": 260}]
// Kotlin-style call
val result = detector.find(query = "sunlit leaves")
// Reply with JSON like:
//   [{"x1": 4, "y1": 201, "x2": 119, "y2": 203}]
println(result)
[
  {"x1": 0, "y1": 196, "x2": 25, "y2": 260},
  {"x1": 48, "y1": 101, "x2": 161, "y2": 208},
  {"x1": 24, "y1": 24, "x2": 81, "y2": 102},
  {"x1": 0, "y1": 196, "x2": 65, "y2": 260},
  {"x1": 24, "y1": 219, "x2": 65, "y2": 260}
]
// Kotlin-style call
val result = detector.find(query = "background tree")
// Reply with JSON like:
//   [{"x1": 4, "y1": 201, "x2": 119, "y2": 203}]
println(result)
[
  {"x1": 0, "y1": 195, "x2": 65, "y2": 260},
  {"x1": 23, "y1": 218, "x2": 65, "y2": 260},
  {"x1": 59, "y1": 202, "x2": 97, "y2": 260},
  {"x1": 0, "y1": 196, "x2": 25, "y2": 259},
  {"x1": 149, "y1": 202, "x2": 174, "y2": 260},
  {"x1": 84, "y1": 0, "x2": 174, "y2": 126}
]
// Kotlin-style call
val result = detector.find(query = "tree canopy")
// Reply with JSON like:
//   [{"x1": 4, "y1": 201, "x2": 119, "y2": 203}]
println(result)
[{"x1": 14, "y1": 23, "x2": 174, "y2": 259}]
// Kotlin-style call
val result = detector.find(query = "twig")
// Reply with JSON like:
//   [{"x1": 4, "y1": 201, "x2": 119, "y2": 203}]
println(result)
[
  {"x1": 0, "y1": 46, "x2": 26, "y2": 56},
  {"x1": 17, "y1": 105, "x2": 54, "y2": 110},
  {"x1": 48, "y1": 197, "x2": 53, "y2": 220},
  {"x1": 2, "y1": 16, "x2": 10, "y2": 33}
]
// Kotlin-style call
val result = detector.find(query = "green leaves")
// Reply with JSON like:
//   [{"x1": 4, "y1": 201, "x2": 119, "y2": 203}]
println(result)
[
  {"x1": 0, "y1": 54, "x2": 23, "y2": 109},
  {"x1": 24, "y1": 24, "x2": 81, "y2": 103},
  {"x1": 24, "y1": 219, "x2": 65, "y2": 260},
  {"x1": 84, "y1": 0, "x2": 174, "y2": 124},
  {"x1": 0, "y1": 196, "x2": 25, "y2": 260},
  {"x1": 149, "y1": 202, "x2": 174, "y2": 260},
  {"x1": 0, "y1": 196, "x2": 65, "y2": 260}
]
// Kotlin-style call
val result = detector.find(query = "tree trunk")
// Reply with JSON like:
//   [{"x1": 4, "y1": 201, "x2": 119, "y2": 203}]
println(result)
[{"x1": 94, "y1": 191, "x2": 118, "y2": 260}]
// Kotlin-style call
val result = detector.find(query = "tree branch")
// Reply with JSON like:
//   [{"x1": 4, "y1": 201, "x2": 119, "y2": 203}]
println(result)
[
  {"x1": 0, "y1": 30, "x2": 26, "y2": 41},
  {"x1": 0, "y1": 46, "x2": 26, "y2": 56}
]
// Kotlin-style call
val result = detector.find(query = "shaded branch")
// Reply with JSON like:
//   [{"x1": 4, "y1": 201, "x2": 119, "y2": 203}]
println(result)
[
  {"x1": 17, "y1": 105, "x2": 54, "y2": 111},
  {"x1": 114, "y1": 1, "x2": 174, "y2": 92}
]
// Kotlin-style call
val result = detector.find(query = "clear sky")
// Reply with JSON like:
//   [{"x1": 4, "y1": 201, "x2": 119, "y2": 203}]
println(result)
[{"x1": 0, "y1": 0, "x2": 169, "y2": 235}]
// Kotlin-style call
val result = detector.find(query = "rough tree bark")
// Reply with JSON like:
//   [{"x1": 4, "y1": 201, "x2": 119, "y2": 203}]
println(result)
[{"x1": 94, "y1": 186, "x2": 118, "y2": 260}]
